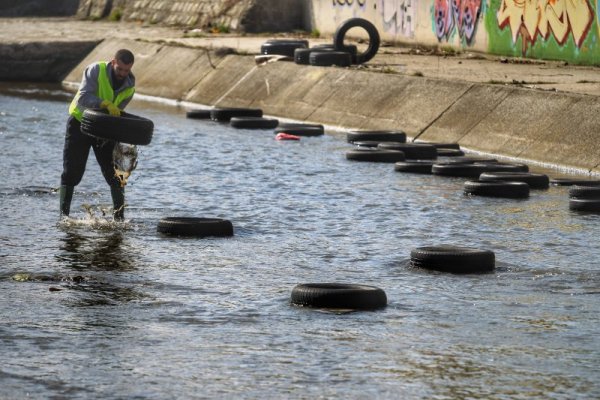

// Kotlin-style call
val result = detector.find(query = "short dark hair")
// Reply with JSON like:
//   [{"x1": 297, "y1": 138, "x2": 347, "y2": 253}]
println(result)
[{"x1": 114, "y1": 49, "x2": 134, "y2": 65}]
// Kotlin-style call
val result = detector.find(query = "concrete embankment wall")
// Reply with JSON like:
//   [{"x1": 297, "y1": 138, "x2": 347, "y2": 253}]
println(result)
[{"x1": 62, "y1": 39, "x2": 600, "y2": 174}]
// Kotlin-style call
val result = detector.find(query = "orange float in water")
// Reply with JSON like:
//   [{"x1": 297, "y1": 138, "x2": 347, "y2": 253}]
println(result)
[{"x1": 275, "y1": 132, "x2": 301, "y2": 141}]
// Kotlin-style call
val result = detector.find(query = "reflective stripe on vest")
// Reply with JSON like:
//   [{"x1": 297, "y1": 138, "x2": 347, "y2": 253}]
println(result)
[{"x1": 68, "y1": 62, "x2": 135, "y2": 121}]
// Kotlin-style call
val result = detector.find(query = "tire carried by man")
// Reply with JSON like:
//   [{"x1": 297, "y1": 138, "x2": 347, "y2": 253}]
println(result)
[{"x1": 81, "y1": 109, "x2": 154, "y2": 145}]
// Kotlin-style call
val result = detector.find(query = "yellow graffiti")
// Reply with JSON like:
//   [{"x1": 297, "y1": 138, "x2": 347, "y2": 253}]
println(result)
[{"x1": 497, "y1": 0, "x2": 593, "y2": 47}]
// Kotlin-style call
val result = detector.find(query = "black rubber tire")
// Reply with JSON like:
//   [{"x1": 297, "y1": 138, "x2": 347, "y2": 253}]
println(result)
[
  {"x1": 436, "y1": 157, "x2": 498, "y2": 165},
  {"x1": 569, "y1": 198, "x2": 600, "y2": 212},
  {"x1": 295, "y1": 45, "x2": 358, "y2": 65},
  {"x1": 309, "y1": 51, "x2": 352, "y2": 67},
  {"x1": 550, "y1": 178, "x2": 600, "y2": 186},
  {"x1": 353, "y1": 141, "x2": 382, "y2": 148},
  {"x1": 410, "y1": 245, "x2": 495, "y2": 273},
  {"x1": 333, "y1": 18, "x2": 380, "y2": 64},
  {"x1": 261, "y1": 40, "x2": 307, "y2": 57},
  {"x1": 210, "y1": 108, "x2": 263, "y2": 122},
  {"x1": 432, "y1": 163, "x2": 493, "y2": 178},
  {"x1": 476, "y1": 162, "x2": 529, "y2": 173},
  {"x1": 186, "y1": 109, "x2": 212, "y2": 119},
  {"x1": 266, "y1": 39, "x2": 310, "y2": 47},
  {"x1": 275, "y1": 123, "x2": 324, "y2": 137},
  {"x1": 346, "y1": 148, "x2": 405, "y2": 163},
  {"x1": 157, "y1": 217, "x2": 234, "y2": 237},
  {"x1": 377, "y1": 142, "x2": 438, "y2": 159},
  {"x1": 479, "y1": 172, "x2": 550, "y2": 189},
  {"x1": 394, "y1": 160, "x2": 434, "y2": 174},
  {"x1": 291, "y1": 283, "x2": 387, "y2": 310},
  {"x1": 464, "y1": 180, "x2": 530, "y2": 199},
  {"x1": 568, "y1": 185, "x2": 600, "y2": 199},
  {"x1": 230, "y1": 117, "x2": 279, "y2": 129},
  {"x1": 347, "y1": 130, "x2": 407, "y2": 143},
  {"x1": 437, "y1": 148, "x2": 465, "y2": 157},
  {"x1": 81, "y1": 109, "x2": 154, "y2": 145},
  {"x1": 423, "y1": 142, "x2": 461, "y2": 150}
]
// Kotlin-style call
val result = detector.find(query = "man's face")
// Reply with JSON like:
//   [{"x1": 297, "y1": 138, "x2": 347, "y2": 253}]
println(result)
[{"x1": 111, "y1": 59, "x2": 133, "y2": 80}]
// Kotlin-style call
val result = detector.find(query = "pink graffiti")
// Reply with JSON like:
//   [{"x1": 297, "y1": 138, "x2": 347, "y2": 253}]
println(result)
[{"x1": 434, "y1": 0, "x2": 482, "y2": 45}]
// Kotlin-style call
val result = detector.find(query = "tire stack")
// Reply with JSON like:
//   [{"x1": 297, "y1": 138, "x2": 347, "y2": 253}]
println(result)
[{"x1": 346, "y1": 130, "x2": 407, "y2": 163}]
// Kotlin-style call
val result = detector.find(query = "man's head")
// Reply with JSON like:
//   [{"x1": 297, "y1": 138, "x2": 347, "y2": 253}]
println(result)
[{"x1": 111, "y1": 49, "x2": 134, "y2": 80}]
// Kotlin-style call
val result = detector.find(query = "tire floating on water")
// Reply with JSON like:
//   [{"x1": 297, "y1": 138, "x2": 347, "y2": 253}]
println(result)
[
  {"x1": 464, "y1": 180, "x2": 530, "y2": 199},
  {"x1": 291, "y1": 283, "x2": 387, "y2": 310},
  {"x1": 185, "y1": 109, "x2": 212, "y2": 120},
  {"x1": 394, "y1": 160, "x2": 435, "y2": 174},
  {"x1": 568, "y1": 185, "x2": 600, "y2": 199},
  {"x1": 479, "y1": 172, "x2": 550, "y2": 189},
  {"x1": 210, "y1": 108, "x2": 263, "y2": 122},
  {"x1": 436, "y1": 148, "x2": 465, "y2": 157},
  {"x1": 81, "y1": 109, "x2": 154, "y2": 145},
  {"x1": 347, "y1": 130, "x2": 407, "y2": 143},
  {"x1": 275, "y1": 123, "x2": 324, "y2": 137},
  {"x1": 230, "y1": 117, "x2": 279, "y2": 129},
  {"x1": 333, "y1": 18, "x2": 380, "y2": 64},
  {"x1": 569, "y1": 198, "x2": 600, "y2": 212},
  {"x1": 377, "y1": 142, "x2": 438, "y2": 160},
  {"x1": 157, "y1": 217, "x2": 234, "y2": 237},
  {"x1": 346, "y1": 148, "x2": 405, "y2": 163},
  {"x1": 410, "y1": 245, "x2": 495, "y2": 274},
  {"x1": 550, "y1": 178, "x2": 600, "y2": 186}
]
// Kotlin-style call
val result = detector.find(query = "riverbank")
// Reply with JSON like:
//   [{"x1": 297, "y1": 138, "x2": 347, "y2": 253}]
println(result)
[{"x1": 3, "y1": 17, "x2": 600, "y2": 175}]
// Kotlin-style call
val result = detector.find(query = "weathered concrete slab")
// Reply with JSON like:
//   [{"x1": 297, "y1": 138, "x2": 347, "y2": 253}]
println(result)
[
  {"x1": 0, "y1": 41, "x2": 98, "y2": 82},
  {"x1": 418, "y1": 85, "x2": 513, "y2": 144}
]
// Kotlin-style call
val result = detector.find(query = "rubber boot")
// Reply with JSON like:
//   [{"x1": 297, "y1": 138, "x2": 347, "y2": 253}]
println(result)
[
  {"x1": 110, "y1": 185, "x2": 125, "y2": 221},
  {"x1": 59, "y1": 185, "x2": 74, "y2": 217}
]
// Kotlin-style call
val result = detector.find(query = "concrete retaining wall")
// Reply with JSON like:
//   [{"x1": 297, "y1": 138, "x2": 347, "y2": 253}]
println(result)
[
  {"x1": 0, "y1": 0, "x2": 79, "y2": 16},
  {"x1": 0, "y1": 41, "x2": 98, "y2": 82},
  {"x1": 62, "y1": 39, "x2": 600, "y2": 174},
  {"x1": 310, "y1": 0, "x2": 600, "y2": 65}
]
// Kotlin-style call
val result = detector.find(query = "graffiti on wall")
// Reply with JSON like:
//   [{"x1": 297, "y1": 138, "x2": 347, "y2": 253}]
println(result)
[
  {"x1": 332, "y1": 0, "x2": 367, "y2": 6},
  {"x1": 434, "y1": 0, "x2": 483, "y2": 45},
  {"x1": 379, "y1": 0, "x2": 416, "y2": 38},
  {"x1": 496, "y1": 0, "x2": 594, "y2": 53}
]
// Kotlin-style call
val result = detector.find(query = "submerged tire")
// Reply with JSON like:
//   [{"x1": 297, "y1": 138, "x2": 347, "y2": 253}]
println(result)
[
  {"x1": 464, "y1": 180, "x2": 530, "y2": 199},
  {"x1": 230, "y1": 117, "x2": 279, "y2": 129},
  {"x1": 410, "y1": 245, "x2": 495, "y2": 273},
  {"x1": 569, "y1": 185, "x2": 600, "y2": 199},
  {"x1": 479, "y1": 172, "x2": 550, "y2": 189},
  {"x1": 346, "y1": 148, "x2": 405, "y2": 163},
  {"x1": 432, "y1": 163, "x2": 489, "y2": 178},
  {"x1": 186, "y1": 109, "x2": 212, "y2": 119},
  {"x1": 309, "y1": 51, "x2": 352, "y2": 67},
  {"x1": 353, "y1": 141, "x2": 382, "y2": 148},
  {"x1": 394, "y1": 160, "x2": 434, "y2": 174},
  {"x1": 291, "y1": 283, "x2": 387, "y2": 310},
  {"x1": 347, "y1": 130, "x2": 407, "y2": 143},
  {"x1": 377, "y1": 143, "x2": 437, "y2": 159},
  {"x1": 157, "y1": 217, "x2": 234, "y2": 237},
  {"x1": 569, "y1": 198, "x2": 600, "y2": 212},
  {"x1": 334, "y1": 18, "x2": 380, "y2": 64},
  {"x1": 275, "y1": 123, "x2": 324, "y2": 137},
  {"x1": 210, "y1": 108, "x2": 263, "y2": 122},
  {"x1": 550, "y1": 178, "x2": 600, "y2": 187},
  {"x1": 261, "y1": 40, "x2": 307, "y2": 57},
  {"x1": 81, "y1": 109, "x2": 154, "y2": 145},
  {"x1": 478, "y1": 162, "x2": 529, "y2": 173},
  {"x1": 436, "y1": 157, "x2": 498, "y2": 165}
]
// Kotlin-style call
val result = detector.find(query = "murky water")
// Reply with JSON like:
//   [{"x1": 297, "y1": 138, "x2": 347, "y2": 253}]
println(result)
[{"x1": 1, "y1": 83, "x2": 599, "y2": 399}]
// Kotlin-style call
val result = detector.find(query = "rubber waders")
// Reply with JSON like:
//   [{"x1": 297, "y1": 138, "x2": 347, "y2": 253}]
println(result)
[
  {"x1": 59, "y1": 185, "x2": 74, "y2": 217},
  {"x1": 110, "y1": 185, "x2": 125, "y2": 221}
]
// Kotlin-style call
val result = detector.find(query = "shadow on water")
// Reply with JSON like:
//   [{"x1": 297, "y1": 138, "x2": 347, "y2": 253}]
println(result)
[{"x1": 52, "y1": 226, "x2": 147, "y2": 306}]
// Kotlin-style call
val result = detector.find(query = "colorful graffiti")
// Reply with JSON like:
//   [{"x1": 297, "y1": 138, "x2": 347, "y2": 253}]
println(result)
[
  {"x1": 496, "y1": 0, "x2": 594, "y2": 53},
  {"x1": 379, "y1": 0, "x2": 416, "y2": 37},
  {"x1": 434, "y1": 0, "x2": 483, "y2": 45}
]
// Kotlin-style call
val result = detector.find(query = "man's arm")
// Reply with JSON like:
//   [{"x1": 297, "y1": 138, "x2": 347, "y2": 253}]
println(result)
[{"x1": 76, "y1": 63, "x2": 103, "y2": 110}]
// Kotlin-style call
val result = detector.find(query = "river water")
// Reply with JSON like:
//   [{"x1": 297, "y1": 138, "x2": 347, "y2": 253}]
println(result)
[{"x1": 0, "y1": 83, "x2": 599, "y2": 399}]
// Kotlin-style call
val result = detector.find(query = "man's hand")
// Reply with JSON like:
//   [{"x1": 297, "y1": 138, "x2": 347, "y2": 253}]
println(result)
[{"x1": 100, "y1": 100, "x2": 121, "y2": 117}]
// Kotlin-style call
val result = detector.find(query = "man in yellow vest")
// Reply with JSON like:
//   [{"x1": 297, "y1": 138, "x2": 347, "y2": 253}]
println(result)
[{"x1": 60, "y1": 49, "x2": 136, "y2": 221}]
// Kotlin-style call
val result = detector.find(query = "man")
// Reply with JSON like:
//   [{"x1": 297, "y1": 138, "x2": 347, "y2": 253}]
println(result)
[{"x1": 60, "y1": 49, "x2": 136, "y2": 221}]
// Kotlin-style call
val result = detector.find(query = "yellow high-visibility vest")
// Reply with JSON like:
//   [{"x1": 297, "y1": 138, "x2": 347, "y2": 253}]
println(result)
[{"x1": 69, "y1": 62, "x2": 135, "y2": 121}]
